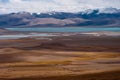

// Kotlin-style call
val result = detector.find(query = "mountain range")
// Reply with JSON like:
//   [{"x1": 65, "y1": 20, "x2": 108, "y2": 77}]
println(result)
[{"x1": 0, "y1": 8, "x2": 120, "y2": 28}]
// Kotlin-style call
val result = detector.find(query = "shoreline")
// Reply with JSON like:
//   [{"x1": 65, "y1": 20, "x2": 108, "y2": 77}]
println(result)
[{"x1": 0, "y1": 31, "x2": 120, "y2": 40}]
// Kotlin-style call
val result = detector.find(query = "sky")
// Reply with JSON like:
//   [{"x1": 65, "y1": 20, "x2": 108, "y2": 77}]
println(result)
[{"x1": 0, "y1": 0, "x2": 120, "y2": 14}]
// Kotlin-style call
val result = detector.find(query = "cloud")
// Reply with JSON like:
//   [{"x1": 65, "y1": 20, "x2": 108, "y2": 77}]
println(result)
[{"x1": 0, "y1": 0, "x2": 120, "y2": 14}]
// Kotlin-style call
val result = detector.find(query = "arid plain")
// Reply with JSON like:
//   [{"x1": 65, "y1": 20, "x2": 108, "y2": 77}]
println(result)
[{"x1": 0, "y1": 32, "x2": 120, "y2": 80}]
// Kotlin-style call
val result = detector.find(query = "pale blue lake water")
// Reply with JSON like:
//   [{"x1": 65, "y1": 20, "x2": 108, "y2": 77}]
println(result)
[{"x1": 6, "y1": 27, "x2": 120, "y2": 32}]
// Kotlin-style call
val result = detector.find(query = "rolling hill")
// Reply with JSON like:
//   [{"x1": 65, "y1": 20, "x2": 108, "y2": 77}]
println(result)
[{"x1": 0, "y1": 8, "x2": 120, "y2": 28}]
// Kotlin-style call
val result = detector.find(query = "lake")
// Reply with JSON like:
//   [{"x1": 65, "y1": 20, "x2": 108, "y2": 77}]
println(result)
[{"x1": 6, "y1": 27, "x2": 120, "y2": 32}]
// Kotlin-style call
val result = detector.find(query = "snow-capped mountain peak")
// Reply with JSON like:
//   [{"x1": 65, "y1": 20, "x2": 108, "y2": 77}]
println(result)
[
  {"x1": 99, "y1": 7, "x2": 120, "y2": 14},
  {"x1": 79, "y1": 7, "x2": 120, "y2": 15},
  {"x1": 0, "y1": 7, "x2": 120, "y2": 28}
]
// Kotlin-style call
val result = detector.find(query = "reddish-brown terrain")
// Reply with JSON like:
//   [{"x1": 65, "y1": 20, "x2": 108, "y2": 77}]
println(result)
[{"x1": 0, "y1": 33, "x2": 120, "y2": 80}]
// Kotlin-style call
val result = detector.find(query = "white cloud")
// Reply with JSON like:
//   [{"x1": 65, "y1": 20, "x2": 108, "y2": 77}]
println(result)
[{"x1": 0, "y1": 0, "x2": 120, "y2": 14}]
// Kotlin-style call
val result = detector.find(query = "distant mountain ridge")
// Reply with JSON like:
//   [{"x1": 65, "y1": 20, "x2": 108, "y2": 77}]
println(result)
[{"x1": 0, "y1": 8, "x2": 120, "y2": 28}]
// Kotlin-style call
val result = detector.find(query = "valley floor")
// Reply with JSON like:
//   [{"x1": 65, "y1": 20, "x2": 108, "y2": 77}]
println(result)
[{"x1": 0, "y1": 32, "x2": 120, "y2": 80}]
